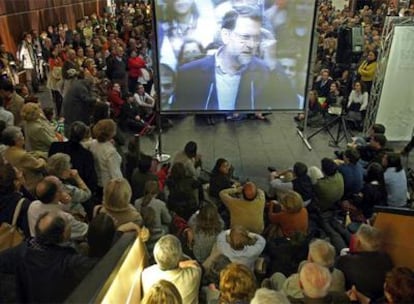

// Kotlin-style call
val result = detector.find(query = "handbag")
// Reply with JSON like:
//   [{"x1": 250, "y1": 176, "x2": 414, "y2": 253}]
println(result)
[{"x1": 0, "y1": 198, "x2": 25, "y2": 252}]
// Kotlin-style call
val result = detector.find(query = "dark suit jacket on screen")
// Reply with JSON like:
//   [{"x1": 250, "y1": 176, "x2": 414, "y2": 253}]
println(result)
[{"x1": 172, "y1": 56, "x2": 296, "y2": 111}]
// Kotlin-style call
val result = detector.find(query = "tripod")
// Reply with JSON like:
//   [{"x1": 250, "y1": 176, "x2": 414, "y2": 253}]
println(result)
[{"x1": 307, "y1": 111, "x2": 353, "y2": 147}]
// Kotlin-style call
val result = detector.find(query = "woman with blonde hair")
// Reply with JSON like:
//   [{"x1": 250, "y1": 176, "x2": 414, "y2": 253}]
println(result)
[
  {"x1": 219, "y1": 263, "x2": 257, "y2": 304},
  {"x1": 87, "y1": 119, "x2": 123, "y2": 195},
  {"x1": 267, "y1": 190, "x2": 308, "y2": 238},
  {"x1": 94, "y1": 177, "x2": 142, "y2": 228},
  {"x1": 141, "y1": 279, "x2": 182, "y2": 304},
  {"x1": 20, "y1": 102, "x2": 58, "y2": 154}
]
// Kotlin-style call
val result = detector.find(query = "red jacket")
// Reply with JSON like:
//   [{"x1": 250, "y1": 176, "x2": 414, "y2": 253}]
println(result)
[
  {"x1": 128, "y1": 56, "x2": 146, "y2": 78},
  {"x1": 107, "y1": 89, "x2": 124, "y2": 117}
]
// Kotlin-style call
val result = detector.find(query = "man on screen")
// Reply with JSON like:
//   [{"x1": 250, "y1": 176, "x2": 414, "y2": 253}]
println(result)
[{"x1": 171, "y1": 6, "x2": 296, "y2": 111}]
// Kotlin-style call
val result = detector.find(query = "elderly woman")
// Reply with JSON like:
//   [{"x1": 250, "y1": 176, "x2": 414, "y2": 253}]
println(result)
[
  {"x1": 87, "y1": 119, "x2": 123, "y2": 192},
  {"x1": 267, "y1": 190, "x2": 308, "y2": 238},
  {"x1": 142, "y1": 234, "x2": 202, "y2": 304},
  {"x1": 20, "y1": 102, "x2": 57, "y2": 154},
  {"x1": 94, "y1": 177, "x2": 142, "y2": 228},
  {"x1": 47, "y1": 153, "x2": 91, "y2": 216},
  {"x1": 2, "y1": 126, "x2": 46, "y2": 193}
]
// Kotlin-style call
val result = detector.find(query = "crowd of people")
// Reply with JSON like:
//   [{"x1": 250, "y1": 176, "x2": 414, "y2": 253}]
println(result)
[{"x1": 0, "y1": 0, "x2": 414, "y2": 303}]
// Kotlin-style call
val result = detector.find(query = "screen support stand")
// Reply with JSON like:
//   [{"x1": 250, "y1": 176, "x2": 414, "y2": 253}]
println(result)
[{"x1": 154, "y1": 111, "x2": 170, "y2": 163}]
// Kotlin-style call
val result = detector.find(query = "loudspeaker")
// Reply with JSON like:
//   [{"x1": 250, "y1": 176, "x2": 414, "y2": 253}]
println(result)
[{"x1": 336, "y1": 26, "x2": 363, "y2": 64}]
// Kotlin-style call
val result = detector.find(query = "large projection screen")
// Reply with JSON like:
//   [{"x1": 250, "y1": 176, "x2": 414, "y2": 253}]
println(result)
[
  {"x1": 375, "y1": 26, "x2": 414, "y2": 141},
  {"x1": 154, "y1": 0, "x2": 316, "y2": 113}
]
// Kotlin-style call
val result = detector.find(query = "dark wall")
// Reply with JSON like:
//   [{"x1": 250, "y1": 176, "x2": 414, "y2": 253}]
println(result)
[{"x1": 0, "y1": 0, "x2": 107, "y2": 54}]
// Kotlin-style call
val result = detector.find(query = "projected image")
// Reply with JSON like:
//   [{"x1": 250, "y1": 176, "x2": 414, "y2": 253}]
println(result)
[{"x1": 155, "y1": 0, "x2": 315, "y2": 112}]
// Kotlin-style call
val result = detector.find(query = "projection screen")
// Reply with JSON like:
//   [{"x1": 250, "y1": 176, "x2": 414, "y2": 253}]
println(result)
[{"x1": 154, "y1": 0, "x2": 316, "y2": 112}]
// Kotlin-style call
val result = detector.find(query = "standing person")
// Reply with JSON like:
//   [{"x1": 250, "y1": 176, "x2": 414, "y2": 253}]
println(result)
[
  {"x1": 47, "y1": 46, "x2": 64, "y2": 116},
  {"x1": 17, "y1": 33, "x2": 38, "y2": 93},
  {"x1": 173, "y1": 6, "x2": 295, "y2": 111},
  {"x1": 127, "y1": 50, "x2": 146, "y2": 94},
  {"x1": 61, "y1": 49, "x2": 81, "y2": 97},
  {"x1": 357, "y1": 50, "x2": 377, "y2": 93},
  {"x1": 106, "y1": 46, "x2": 128, "y2": 95}
]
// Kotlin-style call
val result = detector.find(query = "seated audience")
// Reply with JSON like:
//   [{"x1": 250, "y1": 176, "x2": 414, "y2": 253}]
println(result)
[
  {"x1": 2, "y1": 126, "x2": 46, "y2": 193},
  {"x1": 0, "y1": 211, "x2": 97, "y2": 303},
  {"x1": 141, "y1": 234, "x2": 202, "y2": 304},
  {"x1": 166, "y1": 162, "x2": 200, "y2": 221},
  {"x1": 173, "y1": 141, "x2": 202, "y2": 180},
  {"x1": 313, "y1": 158, "x2": 344, "y2": 212},
  {"x1": 118, "y1": 93, "x2": 151, "y2": 134},
  {"x1": 357, "y1": 133, "x2": 388, "y2": 168},
  {"x1": 292, "y1": 262, "x2": 350, "y2": 303},
  {"x1": 348, "y1": 267, "x2": 414, "y2": 304},
  {"x1": 336, "y1": 224, "x2": 393, "y2": 300},
  {"x1": 337, "y1": 148, "x2": 364, "y2": 199},
  {"x1": 141, "y1": 280, "x2": 183, "y2": 304},
  {"x1": 382, "y1": 152, "x2": 408, "y2": 207},
  {"x1": 86, "y1": 213, "x2": 116, "y2": 258},
  {"x1": 219, "y1": 182, "x2": 265, "y2": 234},
  {"x1": 20, "y1": 102, "x2": 58, "y2": 154},
  {"x1": 211, "y1": 226, "x2": 266, "y2": 271},
  {"x1": 0, "y1": 163, "x2": 32, "y2": 237},
  {"x1": 131, "y1": 157, "x2": 158, "y2": 202},
  {"x1": 217, "y1": 263, "x2": 257, "y2": 304},
  {"x1": 208, "y1": 158, "x2": 236, "y2": 200},
  {"x1": 134, "y1": 84, "x2": 155, "y2": 117},
  {"x1": 186, "y1": 203, "x2": 224, "y2": 263},
  {"x1": 47, "y1": 153, "x2": 91, "y2": 216},
  {"x1": 94, "y1": 177, "x2": 142, "y2": 228},
  {"x1": 28, "y1": 176, "x2": 88, "y2": 240},
  {"x1": 346, "y1": 81, "x2": 368, "y2": 128},
  {"x1": 265, "y1": 239, "x2": 345, "y2": 299},
  {"x1": 49, "y1": 121, "x2": 97, "y2": 196},
  {"x1": 267, "y1": 190, "x2": 309, "y2": 238}
]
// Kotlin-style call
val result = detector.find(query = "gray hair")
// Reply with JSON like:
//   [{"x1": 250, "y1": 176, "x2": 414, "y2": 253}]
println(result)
[
  {"x1": 356, "y1": 224, "x2": 383, "y2": 251},
  {"x1": 1, "y1": 126, "x2": 23, "y2": 146},
  {"x1": 47, "y1": 153, "x2": 71, "y2": 177},
  {"x1": 308, "y1": 239, "x2": 336, "y2": 268},
  {"x1": 153, "y1": 235, "x2": 182, "y2": 271},
  {"x1": 250, "y1": 288, "x2": 290, "y2": 304},
  {"x1": 299, "y1": 263, "x2": 331, "y2": 299}
]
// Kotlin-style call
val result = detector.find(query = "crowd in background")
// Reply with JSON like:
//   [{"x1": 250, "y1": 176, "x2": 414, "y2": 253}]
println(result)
[{"x1": 0, "y1": 0, "x2": 414, "y2": 304}]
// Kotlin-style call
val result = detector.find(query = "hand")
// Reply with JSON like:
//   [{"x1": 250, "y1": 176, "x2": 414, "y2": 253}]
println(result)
[
  {"x1": 178, "y1": 259, "x2": 199, "y2": 269},
  {"x1": 69, "y1": 169, "x2": 80, "y2": 179},
  {"x1": 135, "y1": 115, "x2": 141, "y2": 121}
]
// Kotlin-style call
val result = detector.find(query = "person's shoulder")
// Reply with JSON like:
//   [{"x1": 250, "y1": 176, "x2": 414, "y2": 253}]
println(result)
[
  {"x1": 178, "y1": 56, "x2": 215, "y2": 72},
  {"x1": 249, "y1": 57, "x2": 270, "y2": 71}
]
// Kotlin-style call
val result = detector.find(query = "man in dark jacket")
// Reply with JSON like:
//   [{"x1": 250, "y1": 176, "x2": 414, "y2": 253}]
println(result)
[{"x1": 0, "y1": 211, "x2": 97, "y2": 303}]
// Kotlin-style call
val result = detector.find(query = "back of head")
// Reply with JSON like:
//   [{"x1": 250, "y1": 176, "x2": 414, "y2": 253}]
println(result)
[
  {"x1": 299, "y1": 262, "x2": 332, "y2": 299},
  {"x1": 36, "y1": 176, "x2": 60, "y2": 204},
  {"x1": 384, "y1": 267, "x2": 414, "y2": 304},
  {"x1": 293, "y1": 162, "x2": 308, "y2": 177},
  {"x1": 184, "y1": 141, "x2": 197, "y2": 158},
  {"x1": 87, "y1": 213, "x2": 115, "y2": 258},
  {"x1": 141, "y1": 280, "x2": 183, "y2": 304},
  {"x1": 35, "y1": 211, "x2": 68, "y2": 245},
  {"x1": 92, "y1": 119, "x2": 116, "y2": 142},
  {"x1": 280, "y1": 190, "x2": 303, "y2": 213},
  {"x1": 372, "y1": 133, "x2": 387, "y2": 148},
  {"x1": 356, "y1": 224, "x2": 383, "y2": 252},
  {"x1": 365, "y1": 162, "x2": 384, "y2": 183},
  {"x1": 153, "y1": 234, "x2": 182, "y2": 271},
  {"x1": 386, "y1": 152, "x2": 403, "y2": 172},
  {"x1": 138, "y1": 157, "x2": 152, "y2": 173},
  {"x1": 219, "y1": 263, "x2": 256, "y2": 304},
  {"x1": 47, "y1": 153, "x2": 71, "y2": 177},
  {"x1": 69, "y1": 121, "x2": 89, "y2": 143},
  {"x1": 250, "y1": 288, "x2": 290, "y2": 304},
  {"x1": 0, "y1": 163, "x2": 17, "y2": 195},
  {"x1": 372, "y1": 123, "x2": 386, "y2": 135},
  {"x1": 103, "y1": 178, "x2": 132, "y2": 211},
  {"x1": 229, "y1": 226, "x2": 253, "y2": 250},
  {"x1": 308, "y1": 239, "x2": 336, "y2": 268},
  {"x1": 1, "y1": 126, "x2": 22, "y2": 146},
  {"x1": 344, "y1": 148, "x2": 360, "y2": 164},
  {"x1": 242, "y1": 182, "x2": 257, "y2": 201},
  {"x1": 321, "y1": 158, "x2": 337, "y2": 177},
  {"x1": 204, "y1": 254, "x2": 232, "y2": 287}
]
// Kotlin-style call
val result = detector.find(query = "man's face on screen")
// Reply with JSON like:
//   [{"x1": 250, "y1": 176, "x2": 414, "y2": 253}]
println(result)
[
  {"x1": 225, "y1": 17, "x2": 261, "y2": 67},
  {"x1": 279, "y1": 58, "x2": 297, "y2": 79}
]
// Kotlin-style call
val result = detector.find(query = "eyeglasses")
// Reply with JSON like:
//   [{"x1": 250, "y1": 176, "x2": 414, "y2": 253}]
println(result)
[{"x1": 232, "y1": 32, "x2": 261, "y2": 45}]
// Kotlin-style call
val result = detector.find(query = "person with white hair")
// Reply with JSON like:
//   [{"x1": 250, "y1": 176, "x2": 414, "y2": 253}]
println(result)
[
  {"x1": 250, "y1": 288, "x2": 290, "y2": 304},
  {"x1": 336, "y1": 224, "x2": 393, "y2": 301},
  {"x1": 141, "y1": 234, "x2": 202, "y2": 304},
  {"x1": 293, "y1": 262, "x2": 350, "y2": 303},
  {"x1": 263, "y1": 239, "x2": 345, "y2": 299}
]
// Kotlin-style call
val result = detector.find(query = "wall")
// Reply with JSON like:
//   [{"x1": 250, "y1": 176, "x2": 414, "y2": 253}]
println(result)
[{"x1": 0, "y1": 0, "x2": 107, "y2": 55}]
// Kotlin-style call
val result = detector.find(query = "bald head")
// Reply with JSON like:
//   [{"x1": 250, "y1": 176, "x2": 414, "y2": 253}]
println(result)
[
  {"x1": 36, "y1": 176, "x2": 61, "y2": 204},
  {"x1": 243, "y1": 182, "x2": 257, "y2": 200}
]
